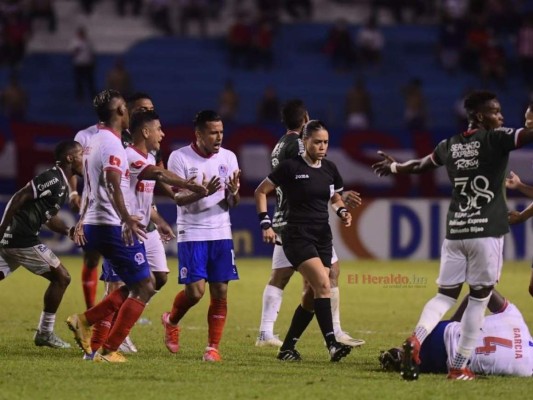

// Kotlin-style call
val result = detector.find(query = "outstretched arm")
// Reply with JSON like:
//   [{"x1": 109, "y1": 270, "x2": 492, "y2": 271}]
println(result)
[
  {"x1": 372, "y1": 150, "x2": 438, "y2": 177},
  {"x1": 174, "y1": 174, "x2": 221, "y2": 206},
  {"x1": 140, "y1": 166, "x2": 207, "y2": 196}
]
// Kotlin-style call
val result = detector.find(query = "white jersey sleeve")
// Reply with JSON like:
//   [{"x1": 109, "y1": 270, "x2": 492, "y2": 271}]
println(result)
[
  {"x1": 168, "y1": 144, "x2": 239, "y2": 242},
  {"x1": 444, "y1": 303, "x2": 533, "y2": 377},
  {"x1": 74, "y1": 124, "x2": 99, "y2": 150},
  {"x1": 126, "y1": 146, "x2": 156, "y2": 227},
  {"x1": 83, "y1": 128, "x2": 131, "y2": 225}
]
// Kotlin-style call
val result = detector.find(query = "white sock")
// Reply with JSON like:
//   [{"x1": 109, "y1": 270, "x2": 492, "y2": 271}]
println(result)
[
  {"x1": 453, "y1": 294, "x2": 491, "y2": 368},
  {"x1": 38, "y1": 311, "x2": 56, "y2": 334},
  {"x1": 259, "y1": 285, "x2": 283, "y2": 336},
  {"x1": 414, "y1": 293, "x2": 456, "y2": 344},
  {"x1": 330, "y1": 287, "x2": 342, "y2": 335}
]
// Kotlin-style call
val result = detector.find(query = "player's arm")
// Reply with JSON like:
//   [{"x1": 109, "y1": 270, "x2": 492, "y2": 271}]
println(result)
[
  {"x1": 505, "y1": 171, "x2": 533, "y2": 198},
  {"x1": 175, "y1": 174, "x2": 221, "y2": 206},
  {"x1": 342, "y1": 190, "x2": 362, "y2": 209},
  {"x1": 331, "y1": 192, "x2": 351, "y2": 227},
  {"x1": 45, "y1": 215, "x2": 72, "y2": 237},
  {"x1": 68, "y1": 174, "x2": 81, "y2": 213},
  {"x1": 0, "y1": 183, "x2": 33, "y2": 240},
  {"x1": 225, "y1": 169, "x2": 241, "y2": 208},
  {"x1": 515, "y1": 105, "x2": 533, "y2": 146},
  {"x1": 104, "y1": 169, "x2": 146, "y2": 245},
  {"x1": 149, "y1": 206, "x2": 175, "y2": 243},
  {"x1": 139, "y1": 165, "x2": 207, "y2": 196},
  {"x1": 372, "y1": 150, "x2": 437, "y2": 177},
  {"x1": 254, "y1": 177, "x2": 276, "y2": 244}
]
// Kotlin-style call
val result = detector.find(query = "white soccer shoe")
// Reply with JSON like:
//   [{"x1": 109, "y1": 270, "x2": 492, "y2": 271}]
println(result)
[
  {"x1": 118, "y1": 335, "x2": 138, "y2": 353},
  {"x1": 255, "y1": 331, "x2": 283, "y2": 347},
  {"x1": 335, "y1": 331, "x2": 365, "y2": 347}
]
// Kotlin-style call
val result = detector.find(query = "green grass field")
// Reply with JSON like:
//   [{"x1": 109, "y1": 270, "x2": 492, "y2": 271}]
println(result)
[{"x1": 1, "y1": 257, "x2": 533, "y2": 400}]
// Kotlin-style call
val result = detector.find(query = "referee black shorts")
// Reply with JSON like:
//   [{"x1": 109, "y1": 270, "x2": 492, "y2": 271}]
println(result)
[{"x1": 280, "y1": 223, "x2": 333, "y2": 269}]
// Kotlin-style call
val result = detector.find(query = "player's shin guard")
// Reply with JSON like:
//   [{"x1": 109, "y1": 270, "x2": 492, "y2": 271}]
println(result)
[
  {"x1": 280, "y1": 305, "x2": 314, "y2": 351},
  {"x1": 414, "y1": 293, "x2": 456, "y2": 344},
  {"x1": 169, "y1": 290, "x2": 196, "y2": 325},
  {"x1": 314, "y1": 298, "x2": 337, "y2": 347},
  {"x1": 82, "y1": 265, "x2": 98, "y2": 309},
  {"x1": 451, "y1": 294, "x2": 491, "y2": 369},
  {"x1": 90, "y1": 312, "x2": 114, "y2": 352},
  {"x1": 85, "y1": 287, "x2": 128, "y2": 325},
  {"x1": 260, "y1": 285, "x2": 283, "y2": 335},
  {"x1": 103, "y1": 298, "x2": 145, "y2": 352},
  {"x1": 207, "y1": 298, "x2": 227, "y2": 349}
]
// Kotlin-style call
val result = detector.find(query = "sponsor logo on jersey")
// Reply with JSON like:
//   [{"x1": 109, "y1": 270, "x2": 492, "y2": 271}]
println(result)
[
  {"x1": 109, "y1": 155, "x2": 121, "y2": 167},
  {"x1": 180, "y1": 267, "x2": 188, "y2": 279},
  {"x1": 134, "y1": 252, "x2": 146, "y2": 265},
  {"x1": 295, "y1": 174, "x2": 309, "y2": 179},
  {"x1": 37, "y1": 177, "x2": 59, "y2": 191},
  {"x1": 131, "y1": 160, "x2": 145, "y2": 169}
]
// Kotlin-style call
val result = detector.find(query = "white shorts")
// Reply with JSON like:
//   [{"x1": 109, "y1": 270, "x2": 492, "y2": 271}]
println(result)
[
  {"x1": 272, "y1": 242, "x2": 339, "y2": 269},
  {"x1": 0, "y1": 244, "x2": 61, "y2": 278},
  {"x1": 144, "y1": 230, "x2": 169, "y2": 273},
  {"x1": 436, "y1": 237, "x2": 503, "y2": 287}
]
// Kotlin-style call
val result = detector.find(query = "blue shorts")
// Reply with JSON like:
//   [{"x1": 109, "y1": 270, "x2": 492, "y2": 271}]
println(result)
[
  {"x1": 177, "y1": 239, "x2": 239, "y2": 284},
  {"x1": 419, "y1": 320, "x2": 451, "y2": 374},
  {"x1": 100, "y1": 258, "x2": 121, "y2": 283},
  {"x1": 83, "y1": 225, "x2": 150, "y2": 286}
]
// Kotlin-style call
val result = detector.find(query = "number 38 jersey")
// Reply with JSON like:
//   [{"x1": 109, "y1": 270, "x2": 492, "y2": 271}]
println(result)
[{"x1": 431, "y1": 127, "x2": 522, "y2": 240}]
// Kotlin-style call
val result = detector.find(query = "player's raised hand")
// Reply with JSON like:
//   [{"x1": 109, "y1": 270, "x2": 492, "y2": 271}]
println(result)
[
  {"x1": 203, "y1": 173, "x2": 222, "y2": 196},
  {"x1": 122, "y1": 215, "x2": 147, "y2": 246},
  {"x1": 185, "y1": 176, "x2": 208, "y2": 196},
  {"x1": 372, "y1": 151, "x2": 397, "y2": 177},
  {"x1": 226, "y1": 170, "x2": 241, "y2": 196},
  {"x1": 342, "y1": 190, "x2": 362, "y2": 209},
  {"x1": 505, "y1": 171, "x2": 522, "y2": 190}
]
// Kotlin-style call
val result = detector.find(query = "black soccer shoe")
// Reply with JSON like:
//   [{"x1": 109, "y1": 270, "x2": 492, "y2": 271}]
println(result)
[
  {"x1": 329, "y1": 342, "x2": 352, "y2": 362},
  {"x1": 277, "y1": 348, "x2": 302, "y2": 361}
]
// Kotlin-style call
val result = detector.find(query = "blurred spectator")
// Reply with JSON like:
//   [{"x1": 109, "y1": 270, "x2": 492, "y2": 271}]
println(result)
[
  {"x1": 148, "y1": 0, "x2": 173, "y2": 35},
  {"x1": 257, "y1": 86, "x2": 280, "y2": 123},
  {"x1": 402, "y1": 78, "x2": 428, "y2": 131},
  {"x1": 3, "y1": 10, "x2": 30, "y2": 69},
  {"x1": 79, "y1": 0, "x2": 96, "y2": 14},
  {"x1": 284, "y1": 0, "x2": 312, "y2": 20},
  {"x1": 116, "y1": 0, "x2": 142, "y2": 16},
  {"x1": 480, "y1": 39, "x2": 507, "y2": 88},
  {"x1": 218, "y1": 80, "x2": 239, "y2": 122},
  {"x1": 324, "y1": 19, "x2": 354, "y2": 73},
  {"x1": 106, "y1": 57, "x2": 133, "y2": 97},
  {"x1": 355, "y1": 16, "x2": 384, "y2": 67},
  {"x1": 345, "y1": 78, "x2": 372, "y2": 129},
  {"x1": 0, "y1": 73, "x2": 28, "y2": 121},
  {"x1": 256, "y1": 0, "x2": 281, "y2": 26},
  {"x1": 461, "y1": 16, "x2": 490, "y2": 73},
  {"x1": 178, "y1": 0, "x2": 208, "y2": 37},
  {"x1": 29, "y1": 0, "x2": 57, "y2": 33},
  {"x1": 437, "y1": 16, "x2": 464, "y2": 74},
  {"x1": 252, "y1": 20, "x2": 274, "y2": 70},
  {"x1": 517, "y1": 13, "x2": 533, "y2": 88},
  {"x1": 227, "y1": 13, "x2": 252, "y2": 69},
  {"x1": 70, "y1": 27, "x2": 96, "y2": 102}
]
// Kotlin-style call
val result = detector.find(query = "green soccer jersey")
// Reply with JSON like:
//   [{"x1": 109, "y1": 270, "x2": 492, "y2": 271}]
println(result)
[
  {"x1": 270, "y1": 132, "x2": 304, "y2": 234},
  {"x1": 433, "y1": 127, "x2": 520, "y2": 240},
  {"x1": 1, "y1": 166, "x2": 69, "y2": 248}
]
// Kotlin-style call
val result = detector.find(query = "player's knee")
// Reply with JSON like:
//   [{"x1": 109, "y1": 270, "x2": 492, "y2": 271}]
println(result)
[
  {"x1": 153, "y1": 273, "x2": 168, "y2": 291},
  {"x1": 269, "y1": 268, "x2": 293, "y2": 289},
  {"x1": 56, "y1": 266, "x2": 71, "y2": 287},
  {"x1": 83, "y1": 251, "x2": 100, "y2": 268},
  {"x1": 469, "y1": 285, "x2": 493, "y2": 299}
]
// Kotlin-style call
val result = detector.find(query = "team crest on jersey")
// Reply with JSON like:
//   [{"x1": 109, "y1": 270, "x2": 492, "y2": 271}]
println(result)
[
  {"x1": 180, "y1": 267, "x2": 188, "y2": 279},
  {"x1": 218, "y1": 164, "x2": 228, "y2": 178},
  {"x1": 36, "y1": 244, "x2": 47, "y2": 253},
  {"x1": 134, "y1": 252, "x2": 146, "y2": 265}
]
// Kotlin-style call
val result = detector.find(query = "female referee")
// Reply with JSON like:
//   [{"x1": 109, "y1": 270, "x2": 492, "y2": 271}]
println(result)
[{"x1": 254, "y1": 119, "x2": 353, "y2": 362}]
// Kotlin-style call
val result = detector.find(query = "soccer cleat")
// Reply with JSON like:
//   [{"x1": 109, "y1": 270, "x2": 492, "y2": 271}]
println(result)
[
  {"x1": 255, "y1": 331, "x2": 283, "y2": 347},
  {"x1": 118, "y1": 335, "x2": 138, "y2": 353},
  {"x1": 66, "y1": 313, "x2": 92, "y2": 355},
  {"x1": 401, "y1": 335, "x2": 421, "y2": 381},
  {"x1": 277, "y1": 348, "x2": 302, "y2": 361},
  {"x1": 161, "y1": 312, "x2": 180, "y2": 353},
  {"x1": 328, "y1": 342, "x2": 352, "y2": 362},
  {"x1": 335, "y1": 331, "x2": 366, "y2": 347},
  {"x1": 447, "y1": 367, "x2": 475, "y2": 380},
  {"x1": 97, "y1": 350, "x2": 127, "y2": 363},
  {"x1": 136, "y1": 317, "x2": 152, "y2": 325},
  {"x1": 379, "y1": 348, "x2": 402, "y2": 372},
  {"x1": 34, "y1": 331, "x2": 72, "y2": 349},
  {"x1": 202, "y1": 346, "x2": 222, "y2": 362}
]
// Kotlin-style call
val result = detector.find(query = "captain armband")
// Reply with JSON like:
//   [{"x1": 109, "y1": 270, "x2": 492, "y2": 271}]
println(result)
[{"x1": 258, "y1": 212, "x2": 272, "y2": 230}]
